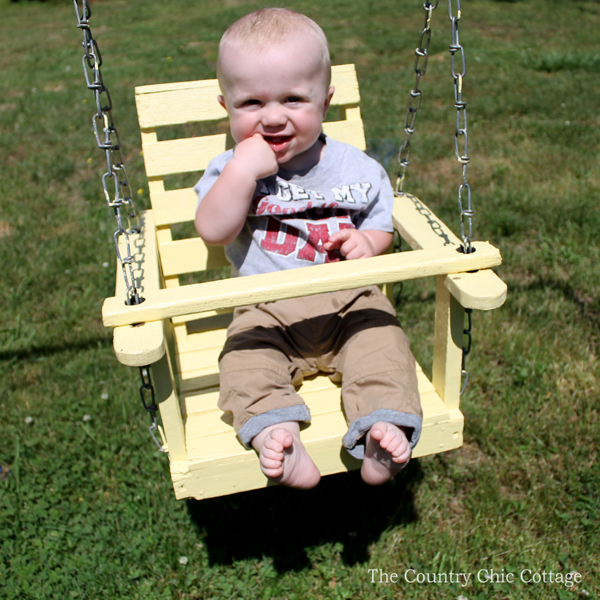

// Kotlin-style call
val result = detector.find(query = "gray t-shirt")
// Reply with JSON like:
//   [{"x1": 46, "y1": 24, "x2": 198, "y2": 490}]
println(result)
[{"x1": 194, "y1": 135, "x2": 394, "y2": 277}]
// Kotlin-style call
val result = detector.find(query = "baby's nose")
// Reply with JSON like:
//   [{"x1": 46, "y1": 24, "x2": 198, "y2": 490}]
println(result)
[{"x1": 261, "y1": 104, "x2": 287, "y2": 127}]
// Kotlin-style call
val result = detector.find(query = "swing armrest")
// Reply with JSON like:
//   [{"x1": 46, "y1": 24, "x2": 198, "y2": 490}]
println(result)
[
  {"x1": 392, "y1": 193, "x2": 507, "y2": 310},
  {"x1": 111, "y1": 210, "x2": 166, "y2": 367},
  {"x1": 102, "y1": 241, "x2": 503, "y2": 327}
]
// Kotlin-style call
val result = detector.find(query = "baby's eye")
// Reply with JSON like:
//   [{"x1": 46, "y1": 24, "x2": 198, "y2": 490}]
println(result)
[
  {"x1": 285, "y1": 96, "x2": 304, "y2": 104},
  {"x1": 241, "y1": 99, "x2": 262, "y2": 107}
]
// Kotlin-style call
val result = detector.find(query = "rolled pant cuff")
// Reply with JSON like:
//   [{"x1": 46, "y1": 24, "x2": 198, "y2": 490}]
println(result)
[
  {"x1": 237, "y1": 405, "x2": 312, "y2": 449},
  {"x1": 342, "y1": 409, "x2": 422, "y2": 460}
]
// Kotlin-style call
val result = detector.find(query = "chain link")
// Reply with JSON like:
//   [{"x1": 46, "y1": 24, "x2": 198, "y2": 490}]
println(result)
[
  {"x1": 460, "y1": 308, "x2": 473, "y2": 395},
  {"x1": 139, "y1": 366, "x2": 166, "y2": 452},
  {"x1": 448, "y1": 0, "x2": 475, "y2": 254},
  {"x1": 73, "y1": 0, "x2": 143, "y2": 306},
  {"x1": 395, "y1": 1, "x2": 439, "y2": 195}
]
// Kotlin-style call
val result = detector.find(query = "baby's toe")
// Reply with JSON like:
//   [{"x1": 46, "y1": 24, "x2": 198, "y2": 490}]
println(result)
[
  {"x1": 261, "y1": 455, "x2": 284, "y2": 470},
  {"x1": 263, "y1": 437, "x2": 284, "y2": 455},
  {"x1": 262, "y1": 444, "x2": 284, "y2": 462},
  {"x1": 269, "y1": 428, "x2": 294, "y2": 449},
  {"x1": 391, "y1": 443, "x2": 411, "y2": 463},
  {"x1": 381, "y1": 433, "x2": 401, "y2": 453}
]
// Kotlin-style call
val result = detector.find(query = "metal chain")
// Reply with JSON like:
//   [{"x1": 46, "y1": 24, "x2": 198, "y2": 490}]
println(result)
[
  {"x1": 395, "y1": 1, "x2": 439, "y2": 195},
  {"x1": 448, "y1": 0, "x2": 475, "y2": 392},
  {"x1": 393, "y1": 2, "x2": 477, "y2": 393},
  {"x1": 448, "y1": 0, "x2": 475, "y2": 254},
  {"x1": 139, "y1": 367, "x2": 166, "y2": 452},
  {"x1": 73, "y1": 0, "x2": 143, "y2": 306},
  {"x1": 73, "y1": 1, "x2": 163, "y2": 450},
  {"x1": 460, "y1": 308, "x2": 473, "y2": 395}
]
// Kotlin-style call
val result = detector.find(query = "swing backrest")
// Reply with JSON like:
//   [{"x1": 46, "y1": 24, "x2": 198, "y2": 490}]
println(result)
[{"x1": 135, "y1": 64, "x2": 365, "y2": 283}]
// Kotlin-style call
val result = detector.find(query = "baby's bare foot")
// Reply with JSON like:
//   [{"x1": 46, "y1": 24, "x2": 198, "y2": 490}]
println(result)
[
  {"x1": 361, "y1": 422, "x2": 411, "y2": 486},
  {"x1": 252, "y1": 422, "x2": 321, "y2": 489}
]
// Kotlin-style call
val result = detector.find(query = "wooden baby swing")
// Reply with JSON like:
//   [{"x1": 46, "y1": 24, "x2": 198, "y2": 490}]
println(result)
[{"x1": 74, "y1": 0, "x2": 506, "y2": 500}]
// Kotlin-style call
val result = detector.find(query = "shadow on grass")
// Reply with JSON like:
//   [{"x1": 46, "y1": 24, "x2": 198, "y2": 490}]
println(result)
[
  {"x1": 0, "y1": 335, "x2": 112, "y2": 362},
  {"x1": 186, "y1": 459, "x2": 424, "y2": 573}
]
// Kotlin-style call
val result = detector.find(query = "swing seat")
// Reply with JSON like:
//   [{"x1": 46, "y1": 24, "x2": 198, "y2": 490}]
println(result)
[{"x1": 102, "y1": 65, "x2": 507, "y2": 500}]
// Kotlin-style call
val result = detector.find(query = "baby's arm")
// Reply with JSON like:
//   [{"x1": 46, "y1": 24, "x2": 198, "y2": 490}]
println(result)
[
  {"x1": 323, "y1": 228, "x2": 393, "y2": 260},
  {"x1": 195, "y1": 134, "x2": 278, "y2": 245}
]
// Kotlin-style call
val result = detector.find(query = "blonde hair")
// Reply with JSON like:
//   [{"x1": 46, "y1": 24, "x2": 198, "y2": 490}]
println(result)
[{"x1": 217, "y1": 8, "x2": 331, "y2": 87}]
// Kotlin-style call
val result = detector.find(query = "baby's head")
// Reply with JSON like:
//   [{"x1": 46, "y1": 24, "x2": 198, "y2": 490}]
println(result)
[
  {"x1": 216, "y1": 9, "x2": 335, "y2": 170},
  {"x1": 217, "y1": 8, "x2": 331, "y2": 93}
]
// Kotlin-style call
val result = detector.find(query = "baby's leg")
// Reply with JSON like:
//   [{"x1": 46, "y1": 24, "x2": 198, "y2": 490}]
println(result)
[
  {"x1": 251, "y1": 422, "x2": 321, "y2": 489},
  {"x1": 361, "y1": 422, "x2": 411, "y2": 486}
]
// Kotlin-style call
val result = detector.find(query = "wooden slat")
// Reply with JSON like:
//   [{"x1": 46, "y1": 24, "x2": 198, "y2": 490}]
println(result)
[
  {"x1": 432, "y1": 277, "x2": 464, "y2": 410},
  {"x1": 160, "y1": 237, "x2": 222, "y2": 277},
  {"x1": 153, "y1": 351, "x2": 189, "y2": 471},
  {"x1": 330, "y1": 64, "x2": 361, "y2": 105},
  {"x1": 142, "y1": 133, "x2": 228, "y2": 178},
  {"x1": 136, "y1": 79, "x2": 227, "y2": 128},
  {"x1": 322, "y1": 118, "x2": 365, "y2": 151},
  {"x1": 159, "y1": 237, "x2": 228, "y2": 276},
  {"x1": 103, "y1": 241, "x2": 503, "y2": 327},
  {"x1": 135, "y1": 64, "x2": 361, "y2": 129},
  {"x1": 151, "y1": 187, "x2": 198, "y2": 226}
]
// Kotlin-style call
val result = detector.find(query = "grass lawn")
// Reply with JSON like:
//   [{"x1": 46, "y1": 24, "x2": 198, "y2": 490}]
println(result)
[{"x1": 1, "y1": 0, "x2": 599, "y2": 598}]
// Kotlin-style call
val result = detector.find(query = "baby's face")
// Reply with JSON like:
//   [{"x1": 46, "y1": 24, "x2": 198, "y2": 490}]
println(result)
[{"x1": 218, "y1": 37, "x2": 334, "y2": 171}]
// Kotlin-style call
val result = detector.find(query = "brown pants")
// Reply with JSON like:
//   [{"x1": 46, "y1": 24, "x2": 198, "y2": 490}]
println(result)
[{"x1": 218, "y1": 286, "x2": 422, "y2": 459}]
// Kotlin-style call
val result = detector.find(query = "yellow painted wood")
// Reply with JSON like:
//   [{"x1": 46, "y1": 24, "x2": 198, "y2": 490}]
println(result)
[
  {"x1": 343, "y1": 106, "x2": 362, "y2": 121},
  {"x1": 171, "y1": 307, "x2": 233, "y2": 326},
  {"x1": 135, "y1": 79, "x2": 228, "y2": 128},
  {"x1": 432, "y1": 277, "x2": 464, "y2": 410},
  {"x1": 103, "y1": 241, "x2": 502, "y2": 327},
  {"x1": 393, "y1": 192, "x2": 462, "y2": 251},
  {"x1": 151, "y1": 188, "x2": 198, "y2": 226},
  {"x1": 143, "y1": 133, "x2": 229, "y2": 178},
  {"x1": 147, "y1": 176, "x2": 166, "y2": 198},
  {"x1": 158, "y1": 235, "x2": 226, "y2": 277},
  {"x1": 322, "y1": 118, "x2": 366, "y2": 151},
  {"x1": 444, "y1": 269, "x2": 508, "y2": 311},
  {"x1": 113, "y1": 321, "x2": 165, "y2": 368},
  {"x1": 140, "y1": 129, "x2": 159, "y2": 146},
  {"x1": 152, "y1": 350, "x2": 189, "y2": 472}
]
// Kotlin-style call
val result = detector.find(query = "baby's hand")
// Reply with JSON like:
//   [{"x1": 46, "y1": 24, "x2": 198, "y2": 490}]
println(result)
[
  {"x1": 231, "y1": 133, "x2": 279, "y2": 181},
  {"x1": 323, "y1": 228, "x2": 377, "y2": 260}
]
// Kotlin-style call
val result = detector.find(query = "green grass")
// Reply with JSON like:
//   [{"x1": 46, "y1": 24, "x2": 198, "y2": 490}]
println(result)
[{"x1": 1, "y1": 0, "x2": 599, "y2": 598}]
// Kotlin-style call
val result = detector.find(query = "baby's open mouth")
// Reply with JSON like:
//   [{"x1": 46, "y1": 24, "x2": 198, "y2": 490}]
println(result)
[{"x1": 264, "y1": 135, "x2": 292, "y2": 151}]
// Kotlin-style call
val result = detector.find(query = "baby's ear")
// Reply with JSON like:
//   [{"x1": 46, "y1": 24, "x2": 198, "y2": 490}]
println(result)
[
  {"x1": 217, "y1": 95, "x2": 227, "y2": 110},
  {"x1": 323, "y1": 86, "x2": 335, "y2": 117}
]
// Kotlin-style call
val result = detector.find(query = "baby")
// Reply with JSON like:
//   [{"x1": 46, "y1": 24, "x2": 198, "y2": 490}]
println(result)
[{"x1": 195, "y1": 8, "x2": 422, "y2": 489}]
